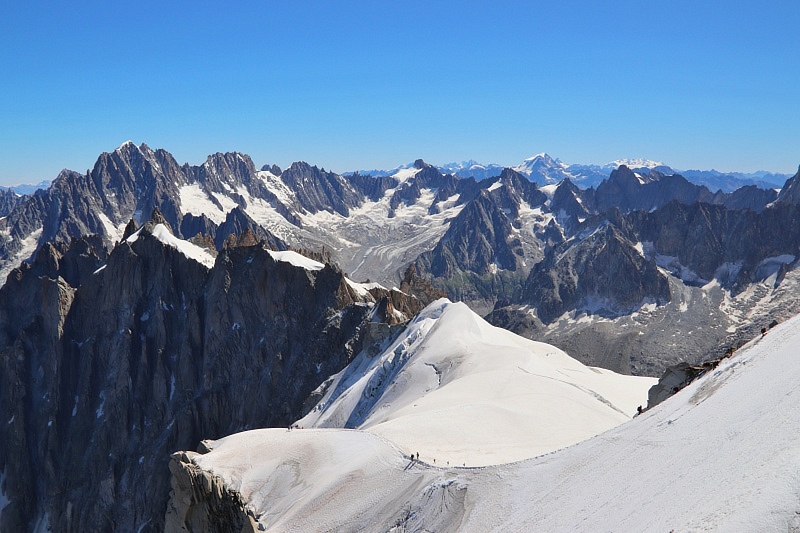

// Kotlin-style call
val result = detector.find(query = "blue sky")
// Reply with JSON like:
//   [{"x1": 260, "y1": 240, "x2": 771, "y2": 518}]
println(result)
[{"x1": 1, "y1": 1, "x2": 798, "y2": 184}]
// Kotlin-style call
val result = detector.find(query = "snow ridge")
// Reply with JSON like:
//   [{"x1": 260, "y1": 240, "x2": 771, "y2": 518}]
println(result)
[{"x1": 298, "y1": 299, "x2": 654, "y2": 465}]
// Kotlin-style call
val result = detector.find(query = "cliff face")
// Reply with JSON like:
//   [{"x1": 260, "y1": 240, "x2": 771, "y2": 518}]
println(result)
[
  {"x1": 0, "y1": 221, "x2": 405, "y2": 532},
  {"x1": 518, "y1": 222, "x2": 670, "y2": 324},
  {"x1": 165, "y1": 451, "x2": 256, "y2": 533}
]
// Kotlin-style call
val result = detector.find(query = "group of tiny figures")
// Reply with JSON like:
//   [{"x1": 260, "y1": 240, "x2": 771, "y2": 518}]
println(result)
[{"x1": 409, "y1": 452, "x2": 464, "y2": 467}]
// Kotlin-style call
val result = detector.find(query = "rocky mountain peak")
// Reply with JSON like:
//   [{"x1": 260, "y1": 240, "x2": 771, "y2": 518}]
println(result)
[
  {"x1": 260, "y1": 163, "x2": 282, "y2": 176},
  {"x1": 149, "y1": 206, "x2": 172, "y2": 231},
  {"x1": 114, "y1": 139, "x2": 139, "y2": 155},
  {"x1": 110, "y1": 140, "x2": 160, "y2": 170},
  {"x1": 121, "y1": 218, "x2": 139, "y2": 241},
  {"x1": 215, "y1": 206, "x2": 286, "y2": 251},
  {"x1": 193, "y1": 152, "x2": 258, "y2": 195},
  {"x1": 497, "y1": 167, "x2": 525, "y2": 182},
  {"x1": 551, "y1": 177, "x2": 593, "y2": 233},
  {"x1": 280, "y1": 163, "x2": 362, "y2": 217},
  {"x1": 776, "y1": 166, "x2": 800, "y2": 204},
  {"x1": 609, "y1": 164, "x2": 638, "y2": 184}
]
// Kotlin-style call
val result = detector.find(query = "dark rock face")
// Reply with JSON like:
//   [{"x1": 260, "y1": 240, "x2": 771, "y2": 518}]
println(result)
[
  {"x1": 411, "y1": 189, "x2": 531, "y2": 315},
  {"x1": 630, "y1": 201, "x2": 800, "y2": 290},
  {"x1": 550, "y1": 177, "x2": 594, "y2": 234},
  {"x1": 180, "y1": 213, "x2": 218, "y2": 242},
  {"x1": 415, "y1": 191, "x2": 523, "y2": 278},
  {"x1": 0, "y1": 188, "x2": 23, "y2": 218},
  {"x1": 386, "y1": 160, "x2": 474, "y2": 217},
  {"x1": 719, "y1": 185, "x2": 777, "y2": 212},
  {"x1": 346, "y1": 172, "x2": 398, "y2": 202},
  {"x1": 776, "y1": 166, "x2": 800, "y2": 204},
  {"x1": 591, "y1": 165, "x2": 777, "y2": 215},
  {"x1": 0, "y1": 143, "x2": 187, "y2": 269},
  {"x1": 647, "y1": 358, "x2": 722, "y2": 409},
  {"x1": 0, "y1": 236, "x2": 108, "y2": 531},
  {"x1": 165, "y1": 451, "x2": 255, "y2": 532},
  {"x1": 513, "y1": 199, "x2": 800, "y2": 325},
  {"x1": 260, "y1": 163, "x2": 282, "y2": 176},
  {"x1": 484, "y1": 168, "x2": 547, "y2": 220},
  {"x1": 279, "y1": 162, "x2": 363, "y2": 217},
  {"x1": 398, "y1": 265, "x2": 447, "y2": 306},
  {"x1": 594, "y1": 166, "x2": 715, "y2": 213},
  {"x1": 360, "y1": 266, "x2": 447, "y2": 326},
  {"x1": 519, "y1": 222, "x2": 670, "y2": 323},
  {"x1": 0, "y1": 221, "x2": 390, "y2": 532},
  {"x1": 388, "y1": 161, "x2": 437, "y2": 214},
  {"x1": 186, "y1": 152, "x2": 257, "y2": 200},
  {"x1": 214, "y1": 207, "x2": 287, "y2": 251},
  {"x1": 85, "y1": 142, "x2": 186, "y2": 234},
  {"x1": 0, "y1": 144, "x2": 296, "y2": 278}
]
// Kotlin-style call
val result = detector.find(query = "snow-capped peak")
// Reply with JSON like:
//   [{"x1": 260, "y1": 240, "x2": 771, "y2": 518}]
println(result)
[
  {"x1": 521, "y1": 152, "x2": 552, "y2": 163},
  {"x1": 298, "y1": 298, "x2": 654, "y2": 465},
  {"x1": 606, "y1": 158, "x2": 664, "y2": 170},
  {"x1": 514, "y1": 153, "x2": 563, "y2": 171},
  {"x1": 116, "y1": 140, "x2": 139, "y2": 152},
  {"x1": 512, "y1": 153, "x2": 574, "y2": 185}
]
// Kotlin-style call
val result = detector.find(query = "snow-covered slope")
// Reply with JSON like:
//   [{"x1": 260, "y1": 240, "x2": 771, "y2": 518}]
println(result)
[
  {"x1": 178, "y1": 308, "x2": 800, "y2": 532},
  {"x1": 461, "y1": 313, "x2": 800, "y2": 532},
  {"x1": 298, "y1": 299, "x2": 655, "y2": 466},
  {"x1": 125, "y1": 223, "x2": 216, "y2": 268}
]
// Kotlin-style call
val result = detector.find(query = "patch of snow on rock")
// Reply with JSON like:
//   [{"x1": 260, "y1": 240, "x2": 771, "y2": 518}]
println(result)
[
  {"x1": 268, "y1": 250, "x2": 324, "y2": 271},
  {"x1": 126, "y1": 224, "x2": 216, "y2": 268},
  {"x1": 0, "y1": 227, "x2": 43, "y2": 287},
  {"x1": 96, "y1": 211, "x2": 123, "y2": 242}
]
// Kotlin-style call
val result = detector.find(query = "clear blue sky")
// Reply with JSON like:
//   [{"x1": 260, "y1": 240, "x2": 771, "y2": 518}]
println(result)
[{"x1": 1, "y1": 1, "x2": 798, "y2": 184}]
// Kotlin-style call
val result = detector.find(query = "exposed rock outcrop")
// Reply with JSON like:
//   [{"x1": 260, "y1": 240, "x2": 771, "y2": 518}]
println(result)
[{"x1": 165, "y1": 451, "x2": 257, "y2": 533}]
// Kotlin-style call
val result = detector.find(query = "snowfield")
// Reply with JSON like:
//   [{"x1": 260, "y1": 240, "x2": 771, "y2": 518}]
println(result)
[
  {"x1": 298, "y1": 299, "x2": 655, "y2": 466},
  {"x1": 185, "y1": 304, "x2": 800, "y2": 532}
]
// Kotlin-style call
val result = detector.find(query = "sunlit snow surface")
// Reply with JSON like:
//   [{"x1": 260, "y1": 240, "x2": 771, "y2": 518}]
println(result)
[
  {"x1": 299, "y1": 299, "x2": 655, "y2": 465},
  {"x1": 195, "y1": 310, "x2": 800, "y2": 532},
  {"x1": 126, "y1": 224, "x2": 216, "y2": 268},
  {"x1": 267, "y1": 250, "x2": 324, "y2": 271},
  {"x1": 0, "y1": 228, "x2": 42, "y2": 283}
]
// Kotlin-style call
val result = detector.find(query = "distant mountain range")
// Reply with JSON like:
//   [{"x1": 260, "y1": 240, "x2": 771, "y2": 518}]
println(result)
[
  {"x1": 349, "y1": 154, "x2": 791, "y2": 192},
  {"x1": 4, "y1": 156, "x2": 788, "y2": 197},
  {"x1": 0, "y1": 180, "x2": 52, "y2": 195}
]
